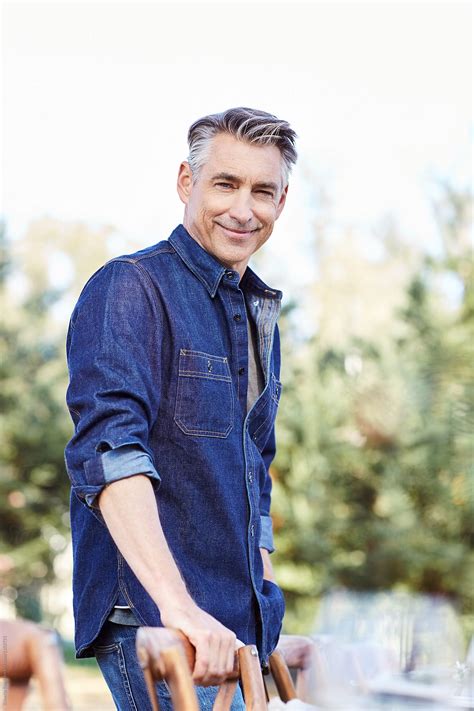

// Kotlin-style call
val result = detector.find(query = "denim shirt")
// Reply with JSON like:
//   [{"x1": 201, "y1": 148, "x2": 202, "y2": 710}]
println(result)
[{"x1": 65, "y1": 224, "x2": 285, "y2": 662}]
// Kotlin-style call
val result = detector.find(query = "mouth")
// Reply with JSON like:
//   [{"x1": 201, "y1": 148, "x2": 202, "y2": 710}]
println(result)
[{"x1": 215, "y1": 223, "x2": 259, "y2": 238}]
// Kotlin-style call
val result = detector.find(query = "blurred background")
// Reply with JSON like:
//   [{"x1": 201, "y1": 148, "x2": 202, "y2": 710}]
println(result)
[{"x1": 1, "y1": 0, "x2": 472, "y2": 707}]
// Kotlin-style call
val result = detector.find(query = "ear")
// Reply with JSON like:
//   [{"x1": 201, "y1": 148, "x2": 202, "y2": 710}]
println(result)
[
  {"x1": 177, "y1": 161, "x2": 193, "y2": 205},
  {"x1": 275, "y1": 184, "x2": 289, "y2": 219}
]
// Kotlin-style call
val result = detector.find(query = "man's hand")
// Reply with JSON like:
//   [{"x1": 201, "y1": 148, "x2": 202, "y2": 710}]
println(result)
[{"x1": 160, "y1": 600, "x2": 242, "y2": 686}]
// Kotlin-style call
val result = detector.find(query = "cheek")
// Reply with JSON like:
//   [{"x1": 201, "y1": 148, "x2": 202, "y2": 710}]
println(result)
[
  {"x1": 255, "y1": 204, "x2": 279, "y2": 227},
  {"x1": 194, "y1": 204, "x2": 213, "y2": 228},
  {"x1": 200, "y1": 197, "x2": 228, "y2": 222},
  {"x1": 210, "y1": 195, "x2": 232, "y2": 215}
]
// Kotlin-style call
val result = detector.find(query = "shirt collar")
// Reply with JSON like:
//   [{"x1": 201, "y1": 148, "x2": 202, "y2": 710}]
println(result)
[
  {"x1": 169, "y1": 224, "x2": 282, "y2": 301},
  {"x1": 241, "y1": 267, "x2": 283, "y2": 302},
  {"x1": 169, "y1": 224, "x2": 226, "y2": 297}
]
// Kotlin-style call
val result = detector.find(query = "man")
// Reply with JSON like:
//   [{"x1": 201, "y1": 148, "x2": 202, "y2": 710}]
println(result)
[{"x1": 65, "y1": 107, "x2": 297, "y2": 710}]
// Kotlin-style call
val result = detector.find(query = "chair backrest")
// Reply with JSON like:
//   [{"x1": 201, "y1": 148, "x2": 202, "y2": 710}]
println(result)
[
  {"x1": 0, "y1": 618, "x2": 70, "y2": 711},
  {"x1": 136, "y1": 627, "x2": 268, "y2": 710}
]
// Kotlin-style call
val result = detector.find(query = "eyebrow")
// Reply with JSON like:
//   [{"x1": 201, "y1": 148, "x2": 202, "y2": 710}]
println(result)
[{"x1": 211, "y1": 173, "x2": 279, "y2": 192}]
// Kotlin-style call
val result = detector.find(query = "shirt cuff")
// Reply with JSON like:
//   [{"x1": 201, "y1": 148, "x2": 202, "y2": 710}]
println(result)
[
  {"x1": 259, "y1": 514, "x2": 275, "y2": 553},
  {"x1": 75, "y1": 444, "x2": 161, "y2": 510}
]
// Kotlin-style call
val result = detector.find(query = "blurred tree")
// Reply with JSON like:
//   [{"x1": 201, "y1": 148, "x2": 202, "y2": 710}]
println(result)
[
  {"x1": 0, "y1": 223, "x2": 71, "y2": 620},
  {"x1": 1, "y1": 193, "x2": 472, "y2": 644},
  {"x1": 272, "y1": 183, "x2": 473, "y2": 635},
  {"x1": 0, "y1": 218, "x2": 141, "y2": 621}
]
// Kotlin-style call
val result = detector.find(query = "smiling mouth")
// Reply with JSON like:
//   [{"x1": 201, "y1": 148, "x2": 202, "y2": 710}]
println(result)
[{"x1": 215, "y1": 223, "x2": 259, "y2": 237}]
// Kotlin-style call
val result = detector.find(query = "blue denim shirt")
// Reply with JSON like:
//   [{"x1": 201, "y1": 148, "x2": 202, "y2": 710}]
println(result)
[{"x1": 65, "y1": 224, "x2": 285, "y2": 662}]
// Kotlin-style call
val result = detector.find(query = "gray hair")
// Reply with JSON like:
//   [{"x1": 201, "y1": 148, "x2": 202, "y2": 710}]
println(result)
[{"x1": 187, "y1": 107, "x2": 297, "y2": 185}]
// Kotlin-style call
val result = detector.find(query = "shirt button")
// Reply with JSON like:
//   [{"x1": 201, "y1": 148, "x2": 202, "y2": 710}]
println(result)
[
  {"x1": 250, "y1": 524, "x2": 255, "y2": 537},
  {"x1": 239, "y1": 367, "x2": 245, "y2": 375},
  {"x1": 233, "y1": 313, "x2": 242, "y2": 322},
  {"x1": 248, "y1": 471, "x2": 253, "y2": 483},
  {"x1": 225, "y1": 270, "x2": 235, "y2": 280}
]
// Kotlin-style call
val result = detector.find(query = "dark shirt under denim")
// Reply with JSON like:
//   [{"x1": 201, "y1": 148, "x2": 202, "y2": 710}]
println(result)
[{"x1": 65, "y1": 224, "x2": 285, "y2": 663}]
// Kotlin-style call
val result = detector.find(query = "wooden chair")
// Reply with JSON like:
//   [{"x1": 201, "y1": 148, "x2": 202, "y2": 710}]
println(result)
[
  {"x1": 136, "y1": 628, "x2": 315, "y2": 710},
  {"x1": 0, "y1": 618, "x2": 70, "y2": 710}
]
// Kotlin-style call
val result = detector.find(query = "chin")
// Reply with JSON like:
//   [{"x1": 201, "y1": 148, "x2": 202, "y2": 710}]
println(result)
[
  {"x1": 215, "y1": 252, "x2": 246, "y2": 271},
  {"x1": 218, "y1": 252, "x2": 241, "y2": 267}
]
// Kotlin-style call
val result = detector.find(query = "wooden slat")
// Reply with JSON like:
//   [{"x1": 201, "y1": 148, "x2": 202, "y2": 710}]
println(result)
[
  {"x1": 238, "y1": 645, "x2": 267, "y2": 711},
  {"x1": 213, "y1": 680, "x2": 239, "y2": 711},
  {"x1": 269, "y1": 650, "x2": 297, "y2": 702},
  {"x1": 136, "y1": 627, "x2": 318, "y2": 710}
]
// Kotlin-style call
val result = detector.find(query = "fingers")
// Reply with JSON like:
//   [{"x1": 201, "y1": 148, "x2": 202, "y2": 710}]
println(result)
[
  {"x1": 225, "y1": 639, "x2": 235, "y2": 674},
  {"x1": 227, "y1": 638, "x2": 243, "y2": 673},
  {"x1": 191, "y1": 629, "x2": 237, "y2": 686},
  {"x1": 165, "y1": 604, "x2": 240, "y2": 686},
  {"x1": 202, "y1": 632, "x2": 223, "y2": 685},
  {"x1": 190, "y1": 630, "x2": 211, "y2": 684}
]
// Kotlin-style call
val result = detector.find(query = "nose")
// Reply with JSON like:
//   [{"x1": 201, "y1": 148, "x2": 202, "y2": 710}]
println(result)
[{"x1": 227, "y1": 189, "x2": 254, "y2": 225}]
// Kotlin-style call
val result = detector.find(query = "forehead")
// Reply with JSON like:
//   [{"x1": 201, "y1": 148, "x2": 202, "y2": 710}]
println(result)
[{"x1": 201, "y1": 133, "x2": 283, "y2": 184}]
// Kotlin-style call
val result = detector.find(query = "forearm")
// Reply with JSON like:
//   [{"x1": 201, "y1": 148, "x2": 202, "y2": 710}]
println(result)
[
  {"x1": 97, "y1": 473, "x2": 238, "y2": 684},
  {"x1": 100, "y1": 476, "x2": 275, "y2": 596},
  {"x1": 97, "y1": 474, "x2": 191, "y2": 612},
  {"x1": 260, "y1": 547, "x2": 275, "y2": 581}
]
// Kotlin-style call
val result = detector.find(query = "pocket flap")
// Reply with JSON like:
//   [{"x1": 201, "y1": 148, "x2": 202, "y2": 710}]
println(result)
[{"x1": 178, "y1": 350, "x2": 231, "y2": 381}]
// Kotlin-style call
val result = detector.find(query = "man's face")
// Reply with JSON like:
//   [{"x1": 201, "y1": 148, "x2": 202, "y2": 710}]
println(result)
[{"x1": 177, "y1": 133, "x2": 288, "y2": 277}]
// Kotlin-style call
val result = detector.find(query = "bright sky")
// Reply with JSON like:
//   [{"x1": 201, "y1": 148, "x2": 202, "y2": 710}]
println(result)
[{"x1": 2, "y1": 0, "x2": 472, "y2": 293}]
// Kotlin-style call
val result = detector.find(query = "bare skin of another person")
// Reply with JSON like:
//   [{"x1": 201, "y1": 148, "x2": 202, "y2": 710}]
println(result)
[{"x1": 0, "y1": 618, "x2": 70, "y2": 710}]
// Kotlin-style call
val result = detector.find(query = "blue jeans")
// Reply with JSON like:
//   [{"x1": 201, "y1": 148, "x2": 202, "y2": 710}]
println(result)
[{"x1": 92, "y1": 620, "x2": 246, "y2": 710}]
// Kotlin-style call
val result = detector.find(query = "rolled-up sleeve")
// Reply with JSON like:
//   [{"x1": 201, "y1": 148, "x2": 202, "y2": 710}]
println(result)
[
  {"x1": 259, "y1": 513, "x2": 275, "y2": 553},
  {"x1": 78, "y1": 445, "x2": 160, "y2": 510},
  {"x1": 65, "y1": 259, "x2": 163, "y2": 513}
]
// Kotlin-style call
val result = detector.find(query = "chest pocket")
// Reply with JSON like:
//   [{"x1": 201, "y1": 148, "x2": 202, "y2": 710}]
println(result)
[{"x1": 174, "y1": 350, "x2": 234, "y2": 438}]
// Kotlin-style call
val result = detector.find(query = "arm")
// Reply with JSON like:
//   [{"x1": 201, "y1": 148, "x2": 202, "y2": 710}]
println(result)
[
  {"x1": 260, "y1": 547, "x2": 275, "y2": 581},
  {"x1": 259, "y1": 426, "x2": 277, "y2": 567},
  {"x1": 98, "y1": 475, "x2": 237, "y2": 685},
  {"x1": 259, "y1": 426, "x2": 277, "y2": 581},
  {"x1": 259, "y1": 324, "x2": 282, "y2": 578},
  {"x1": 260, "y1": 325, "x2": 281, "y2": 583}
]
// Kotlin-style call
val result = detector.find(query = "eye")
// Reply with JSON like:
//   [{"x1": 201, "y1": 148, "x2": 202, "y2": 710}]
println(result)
[
  {"x1": 215, "y1": 182, "x2": 233, "y2": 189},
  {"x1": 256, "y1": 189, "x2": 274, "y2": 198}
]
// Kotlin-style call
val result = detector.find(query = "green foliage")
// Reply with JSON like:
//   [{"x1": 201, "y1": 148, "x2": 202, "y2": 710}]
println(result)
[
  {"x1": 0, "y1": 226, "x2": 72, "y2": 617},
  {"x1": 273, "y1": 184, "x2": 473, "y2": 635},
  {"x1": 0, "y1": 218, "x2": 138, "y2": 621},
  {"x1": 0, "y1": 188, "x2": 472, "y2": 640}
]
